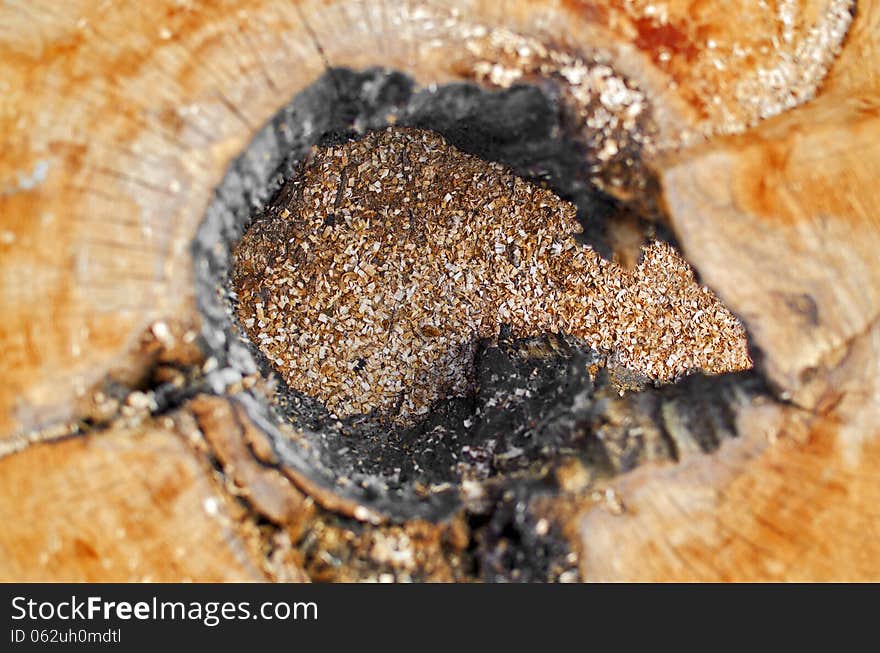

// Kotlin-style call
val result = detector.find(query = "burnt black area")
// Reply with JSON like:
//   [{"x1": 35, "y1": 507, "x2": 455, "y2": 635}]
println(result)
[
  {"x1": 313, "y1": 333, "x2": 602, "y2": 490},
  {"x1": 192, "y1": 67, "x2": 621, "y2": 521},
  {"x1": 192, "y1": 65, "x2": 766, "y2": 559},
  {"x1": 467, "y1": 479, "x2": 577, "y2": 582}
]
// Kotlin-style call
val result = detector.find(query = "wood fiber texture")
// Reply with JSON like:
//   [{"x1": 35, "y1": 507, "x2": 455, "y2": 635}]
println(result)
[{"x1": 0, "y1": 0, "x2": 876, "y2": 581}]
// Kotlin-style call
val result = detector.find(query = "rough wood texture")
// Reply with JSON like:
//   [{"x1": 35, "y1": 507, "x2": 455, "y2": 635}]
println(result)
[
  {"x1": 574, "y1": 3, "x2": 880, "y2": 580},
  {"x1": 577, "y1": 324, "x2": 880, "y2": 581},
  {"x1": 0, "y1": 415, "x2": 268, "y2": 581},
  {"x1": 0, "y1": 0, "x2": 853, "y2": 440},
  {"x1": 661, "y1": 3, "x2": 880, "y2": 406},
  {"x1": 1, "y1": 0, "x2": 876, "y2": 581}
]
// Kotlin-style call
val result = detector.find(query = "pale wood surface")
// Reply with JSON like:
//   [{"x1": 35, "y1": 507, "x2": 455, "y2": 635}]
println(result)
[
  {"x1": 576, "y1": 1, "x2": 880, "y2": 580},
  {"x1": 0, "y1": 0, "x2": 851, "y2": 440},
  {"x1": 0, "y1": 415, "x2": 268, "y2": 581},
  {"x1": 661, "y1": 1, "x2": 880, "y2": 405},
  {"x1": 577, "y1": 321, "x2": 880, "y2": 581},
  {"x1": 0, "y1": 0, "x2": 876, "y2": 581}
]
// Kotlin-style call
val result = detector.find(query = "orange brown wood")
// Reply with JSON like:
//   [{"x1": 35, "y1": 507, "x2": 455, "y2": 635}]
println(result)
[{"x1": 1, "y1": 0, "x2": 876, "y2": 581}]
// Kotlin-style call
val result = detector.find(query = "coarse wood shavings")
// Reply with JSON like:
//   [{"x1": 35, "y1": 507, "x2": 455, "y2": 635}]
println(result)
[{"x1": 232, "y1": 127, "x2": 750, "y2": 423}]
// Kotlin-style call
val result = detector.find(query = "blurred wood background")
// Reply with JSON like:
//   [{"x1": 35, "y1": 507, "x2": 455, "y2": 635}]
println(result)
[{"x1": 0, "y1": 0, "x2": 877, "y2": 581}]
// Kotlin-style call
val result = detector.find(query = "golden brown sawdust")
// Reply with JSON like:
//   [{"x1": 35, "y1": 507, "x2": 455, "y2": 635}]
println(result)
[{"x1": 232, "y1": 127, "x2": 751, "y2": 423}]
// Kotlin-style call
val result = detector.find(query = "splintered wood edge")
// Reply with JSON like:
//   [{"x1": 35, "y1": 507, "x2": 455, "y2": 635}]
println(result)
[{"x1": 189, "y1": 395, "x2": 384, "y2": 526}]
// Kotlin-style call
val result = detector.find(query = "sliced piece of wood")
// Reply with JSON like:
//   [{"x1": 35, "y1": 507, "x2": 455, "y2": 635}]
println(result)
[
  {"x1": 658, "y1": 2, "x2": 880, "y2": 406},
  {"x1": 575, "y1": 320, "x2": 880, "y2": 581},
  {"x1": 0, "y1": 416, "x2": 270, "y2": 581},
  {"x1": 571, "y1": 1, "x2": 880, "y2": 580},
  {"x1": 0, "y1": 0, "x2": 872, "y2": 582},
  {"x1": 660, "y1": 83, "x2": 880, "y2": 406},
  {"x1": 0, "y1": 0, "x2": 849, "y2": 440}
]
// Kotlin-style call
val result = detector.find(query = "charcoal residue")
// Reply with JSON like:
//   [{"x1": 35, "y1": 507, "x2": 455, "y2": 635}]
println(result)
[{"x1": 192, "y1": 66, "x2": 768, "y2": 542}]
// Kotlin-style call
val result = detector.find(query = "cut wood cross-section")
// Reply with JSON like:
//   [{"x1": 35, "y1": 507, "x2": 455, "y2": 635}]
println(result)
[{"x1": 0, "y1": 0, "x2": 876, "y2": 581}]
